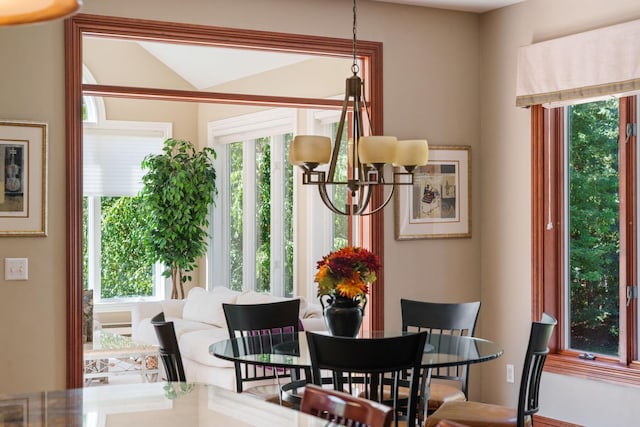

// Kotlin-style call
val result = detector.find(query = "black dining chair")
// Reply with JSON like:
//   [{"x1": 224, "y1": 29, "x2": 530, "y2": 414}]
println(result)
[
  {"x1": 300, "y1": 383, "x2": 394, "y2": 427},
  {"x1": 306, "y1": 330, "x2": 429, "y2": 427},
  {"x1": 151, "y1": 311, "x2": 186, "y2": 382},
  {"x1": 424, "y1": 313, "x2": 557, "y2": 427},
  {"x1": 401, "y1": 299, "x2": 481, "y2": 412},
  {"x1": 222, "y1": 299, "x2": 301, "y2": 405}
]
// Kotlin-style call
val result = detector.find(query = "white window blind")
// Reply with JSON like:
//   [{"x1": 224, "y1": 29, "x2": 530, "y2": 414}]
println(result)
[
  {"x1": 516, "y1": 19, "x2": 640, "y2": 108},
  {"x1": 83, "y1": 129, "x2": 166, "y2": 197}
]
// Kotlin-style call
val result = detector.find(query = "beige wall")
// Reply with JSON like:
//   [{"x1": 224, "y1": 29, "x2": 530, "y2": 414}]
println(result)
[
  {"x1": 480, "y1": 0, "x2": 640, "y2": 425},
  {"x1": 0, "y1": 0, "x2": 638, "y2": 424}
]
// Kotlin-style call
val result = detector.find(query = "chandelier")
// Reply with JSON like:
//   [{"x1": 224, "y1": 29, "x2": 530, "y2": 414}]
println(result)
[
  {"x1": 0, "y1": 0, "x2": 81, "y2": 26},
  {"x1": 288, "y1": 0, "x2": 429, "y2": 216}
]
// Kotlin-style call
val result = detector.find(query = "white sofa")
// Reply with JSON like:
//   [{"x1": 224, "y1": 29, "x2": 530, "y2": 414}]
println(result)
[{"x1": 131, "y1": 286, "x2": 326, "y2": 390}]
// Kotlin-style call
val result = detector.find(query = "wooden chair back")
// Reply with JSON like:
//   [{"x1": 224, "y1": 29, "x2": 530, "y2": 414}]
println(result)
[
  {"x1": 300, "y1": 384, "x2": 393, "y2": 427},
  {"x1": 424, "y1": 313, "x2": 557, "y2": 427}
]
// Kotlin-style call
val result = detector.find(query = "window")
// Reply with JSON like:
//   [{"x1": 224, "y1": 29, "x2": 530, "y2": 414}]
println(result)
[
  {"x1": 82, "y1": 95, "x2": 171, "y2": 304},
  {"x1": 209, "y1": 108, "x2": 350, "y2": 298},
  {"x1": 533, "y1": 96, "x2": 640, "y2": 384}
]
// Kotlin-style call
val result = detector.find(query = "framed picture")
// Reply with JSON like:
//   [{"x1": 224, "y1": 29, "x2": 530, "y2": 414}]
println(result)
[
  {"x1": 395, "y1": 145, "x2": 471, "y2": 240},
  {"x1": 0, "y1": 393, "x2": 45, "y2": 426},
  {"x1": 0, "y1": 121, "x2": 48, "y2": 236}
]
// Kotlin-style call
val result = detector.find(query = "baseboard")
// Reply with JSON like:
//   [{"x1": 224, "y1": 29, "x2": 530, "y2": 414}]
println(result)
[{"x1": 534, "y1": 415, "x2": 584, "y2": 427}]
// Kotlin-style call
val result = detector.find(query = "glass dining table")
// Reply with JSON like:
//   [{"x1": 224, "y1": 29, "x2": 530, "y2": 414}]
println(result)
[{"x1": 210, "y1": 330, "x2": 503, "y2": 408}]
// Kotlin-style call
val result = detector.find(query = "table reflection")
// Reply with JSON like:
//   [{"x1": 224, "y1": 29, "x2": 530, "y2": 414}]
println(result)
[{"x1": 0, "y1": 382, "x2": 333, "y2": 426}]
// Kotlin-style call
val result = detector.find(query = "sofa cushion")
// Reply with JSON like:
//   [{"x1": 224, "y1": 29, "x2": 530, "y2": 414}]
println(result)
[
  {"x1": 135, "y1": 316, "x2": 215, "y2": 346},
  {"x1": 182, "y1": 286, "x2": 240, "y2": 327},
  {"x1": 234, "y1": 290, "x2": 309, "y2": 318},
  {"x1": 179, "y1": 328, "x2": 236, "y2": 368}
]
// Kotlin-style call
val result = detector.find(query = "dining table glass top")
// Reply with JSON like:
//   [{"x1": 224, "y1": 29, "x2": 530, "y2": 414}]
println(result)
[{"x1": 209, "y1": 331, "x2": 503, "y2": 370}]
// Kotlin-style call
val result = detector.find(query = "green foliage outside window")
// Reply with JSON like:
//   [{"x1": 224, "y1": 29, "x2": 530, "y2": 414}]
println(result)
[
  {"x1": 83, "y1": 196, "x2": 154, "y2": 299},
  {"x1": 332, "y1": 122, "x2": 348, "y2": 248},
  {"x1": 568, "y1": 99, "x2": 620, "y2": 355},
  {"x1": 283, "y1": 135, "x2": 294, "y2": 296},
  {"x1": 227, "y1": 134, "x2": 296, "y2": 295},
  {"x1": 255, "y1": 137, "x2": 271, "y2": 293},
  {"x1": 100, "y1": 196, "x2": 154, "y2": 298},
  {"x1": 229, "y1": 142, "x2": 244, "y2": 291}
]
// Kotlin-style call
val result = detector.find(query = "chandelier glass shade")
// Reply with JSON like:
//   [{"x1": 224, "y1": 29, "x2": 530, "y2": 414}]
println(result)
[
  {"x1": 288, "y1": 0, "x2": 429, "y2": 216},
  {"x1": 0, "y1": 0, "x2": 81, "y2": 26}
]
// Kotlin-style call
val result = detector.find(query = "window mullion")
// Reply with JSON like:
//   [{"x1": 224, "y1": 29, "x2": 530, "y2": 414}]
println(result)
[
  {"x1": 87, "y1": 197, "x2": 101, "y2": 301},
  {"x1": 271, "y1": 135, "x2": 284, "y2": 296},
  {"x1": 209, "y1": 143, "x2": 230, "y2": 291},
  {"x1": 243, "y1": 140, "x2": 257, "y2": 292}
]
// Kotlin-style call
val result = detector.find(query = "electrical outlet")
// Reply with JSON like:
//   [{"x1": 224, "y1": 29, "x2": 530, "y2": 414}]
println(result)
[{"x1": 506, "y1": 364, "x2": 515, "y2": 383}]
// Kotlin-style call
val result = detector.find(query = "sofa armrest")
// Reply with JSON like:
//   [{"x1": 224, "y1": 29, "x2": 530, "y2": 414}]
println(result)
[
  {"x1": 162, "y1": 299, "x2": 186, "y2": 319},
  {"x1": 131, "y1": 301, "x2": 164, "y2": 340},
  {"x1": 301, "y1": 317, "x2": 327, "y2": 332},
  {"x1": 302, "y1": 303, "x2": 323, "y2": 319}
]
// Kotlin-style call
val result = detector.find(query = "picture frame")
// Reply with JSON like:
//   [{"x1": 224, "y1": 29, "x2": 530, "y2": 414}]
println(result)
[
  {"x1": 0, "y1": 393, "x2": 45, "y2": 427},
  {"x1": 394, "y1": 145, "x2": 471, "y2": 240},
  {"x1": 0, "y1": 121, "x2": 48, "y2": 236}
]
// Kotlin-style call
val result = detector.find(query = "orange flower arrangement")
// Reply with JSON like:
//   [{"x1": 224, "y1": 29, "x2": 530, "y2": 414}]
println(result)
[{"x1": 315, "y1": 246, "x2": 381, "y2": 300}]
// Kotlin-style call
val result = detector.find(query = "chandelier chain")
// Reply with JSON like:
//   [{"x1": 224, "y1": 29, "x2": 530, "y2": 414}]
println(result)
[{"x1": 352, "y1": 0, "x2": 359, "y2": 75}]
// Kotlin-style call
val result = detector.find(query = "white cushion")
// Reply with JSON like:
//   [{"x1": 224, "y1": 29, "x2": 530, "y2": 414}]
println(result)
[
  {"x1": 135, "y1": 316, "x2": 215, "y2": 345},
  {"x1": 234, "y1": 290, "x2": 308, "y2": 318},
  {"x1": 179, "y1": 328, "x2": 236, "y2": 368},
  {"x1": 182, "y1": 286, "x2": 240, "y2": 327}
]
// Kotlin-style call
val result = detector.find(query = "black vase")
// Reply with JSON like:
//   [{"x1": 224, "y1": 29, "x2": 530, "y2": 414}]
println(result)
[{"x1": 320, "y1": 295, "x2": 365, "y2": 337}]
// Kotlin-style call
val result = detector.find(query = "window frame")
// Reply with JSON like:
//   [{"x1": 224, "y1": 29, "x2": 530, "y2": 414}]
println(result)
[
  {"x1": 82, "y1": 95, "x2": 171, "y2": 307},
  {"x1": 208, "y1": 109, "x2": 295, "y2": 296},
  {"x1": 207, "y1": 108, "x2": 351, "y2": 298},
  {"x1": 532, "y1": 99, "x2": 640, "y2": 386}
]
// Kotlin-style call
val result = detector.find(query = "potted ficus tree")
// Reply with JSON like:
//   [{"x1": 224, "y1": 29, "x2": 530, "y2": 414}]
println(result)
[{"x1": 140, "y1": 138, "x2": 218, "y2": 299}]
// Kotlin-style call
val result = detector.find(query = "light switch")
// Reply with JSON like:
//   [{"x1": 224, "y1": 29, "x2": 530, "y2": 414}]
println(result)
[{"x1": 5, "y1": 258, "x2": 28, "y2": 281}]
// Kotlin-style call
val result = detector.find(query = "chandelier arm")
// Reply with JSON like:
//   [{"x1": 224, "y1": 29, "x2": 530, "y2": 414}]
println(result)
[
  {"x1": 328, "y1": 91, "x2": 351, "y2": 181},
  {"x1": 353, "y1": 183, "x2": 374, "y2": 215},
  {"x1": 319, "y1": 182, "x2": 351, "y2": 216},
  {"x1": 360, "y1": 82, "x2": 374, "y2": 136},
  {"x1": 358, "y1": 184, "x2": 396, "y2": 216},
  {"x1": 353, "y1": 97, "x2": 365, "y2": 182}
]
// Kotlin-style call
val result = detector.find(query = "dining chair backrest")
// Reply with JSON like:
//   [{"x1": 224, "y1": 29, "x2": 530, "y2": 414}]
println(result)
[
  {"x1": 517, "y1": 313, "x2": 557, "y2": 424},
  {"x1": 151, "y1": 311, "x2": 186, "y2": 382},
  {"x1": 424, "y1": 313, "x2": 557, "y2": 427},
  {"x1": 300, "y1": 384, "x2": 394, "y2": 427},
  {"x1": 400, "y1": 298, "x2": 481, "y2": 397},
  {"x1": 222, "y1": 299, "x2": 301, "y2": 393},
  {"x1": 306, "y1": 330, "x2": 429, "y2": 427}
]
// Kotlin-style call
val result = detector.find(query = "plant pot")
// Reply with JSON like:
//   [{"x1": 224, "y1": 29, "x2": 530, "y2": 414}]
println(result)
[{"x1": 320, "y1": 295, "x2": 365, "y2": 337}]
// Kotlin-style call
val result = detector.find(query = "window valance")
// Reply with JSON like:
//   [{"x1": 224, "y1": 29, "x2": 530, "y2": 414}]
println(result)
[{"x1": 516, "y1": 19, "x2": 640, "y2": 107}]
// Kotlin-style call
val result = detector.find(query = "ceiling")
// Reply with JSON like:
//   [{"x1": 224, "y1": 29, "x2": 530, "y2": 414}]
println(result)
[{"x1": 373, "y1": 0, "x2": 525, "y2": 13}]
